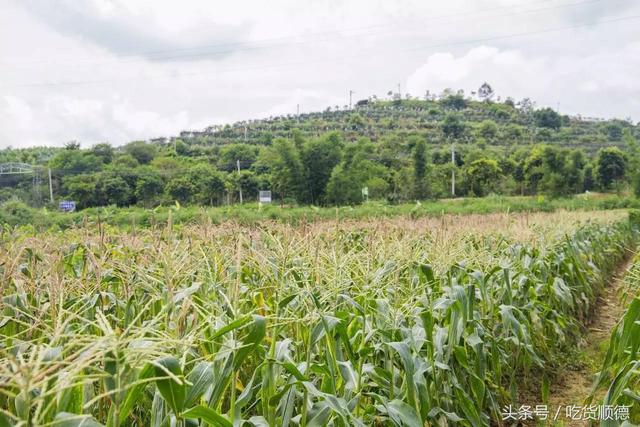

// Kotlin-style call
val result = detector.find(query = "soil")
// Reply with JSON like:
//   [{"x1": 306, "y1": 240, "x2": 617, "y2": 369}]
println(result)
[{"x1": 544, "y1": 254, "x2": 634, "y2": 426}]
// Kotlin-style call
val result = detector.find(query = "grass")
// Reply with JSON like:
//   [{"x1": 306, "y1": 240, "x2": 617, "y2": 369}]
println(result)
[
  {"x1": 1, "y1": 193, "x2": 638, "y2": 230},
  {"x1": 0, "y1": 210, "x2": 634, "y2": 426}
]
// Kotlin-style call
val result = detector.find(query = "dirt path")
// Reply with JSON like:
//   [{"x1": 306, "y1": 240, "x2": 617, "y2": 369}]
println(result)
[{"x1": 546, "y1": 254, "x2": 634, "y2": 426}]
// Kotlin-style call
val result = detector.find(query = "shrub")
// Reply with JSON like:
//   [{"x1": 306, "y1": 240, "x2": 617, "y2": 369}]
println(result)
[{"x1": 0, "y1": 199, "x2": 34, "y2": 226}]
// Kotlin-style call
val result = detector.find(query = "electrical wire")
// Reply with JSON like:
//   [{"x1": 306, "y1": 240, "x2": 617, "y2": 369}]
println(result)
[
  {"x1": 3, "y1": 0, "x2": 588, "y2": 67},
  {"x1": 5, "y1": 12, "x2": 637, "y2": 89}
]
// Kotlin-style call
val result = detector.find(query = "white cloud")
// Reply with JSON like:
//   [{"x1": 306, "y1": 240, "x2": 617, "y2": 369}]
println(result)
[
  {"x1": 0, "y1": 94, "x2": 207, "y2": 147},
  {"x1": 257, "y1": 89, "x2": 344, "y2": 119},
  {"x1": 1, "y1": 0, "x2": 639, "y2": 148},
  {"x1": 406, "y1": 42, "x2": 640, "y2": 120},
  {"x1": 3, "y1": 96, "x2": 34, "y2": 130},
  {"x1": 406, "y1": 45, "x2": 549, "y2": 97}
]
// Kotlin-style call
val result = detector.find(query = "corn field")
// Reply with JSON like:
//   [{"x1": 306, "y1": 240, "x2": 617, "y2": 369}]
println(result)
[{"x1": 0, "y1": 210, "x2": 634, "y2": 426}]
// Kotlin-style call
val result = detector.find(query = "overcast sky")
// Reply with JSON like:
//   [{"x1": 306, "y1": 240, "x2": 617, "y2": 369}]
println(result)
[{"x1": 1, "y1": 0, "x2": 639, "y2": 148}]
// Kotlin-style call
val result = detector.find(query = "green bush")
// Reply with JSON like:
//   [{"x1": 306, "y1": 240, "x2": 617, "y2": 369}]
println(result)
[{"x1": 0, "y1": 199, "x2": 35, "y2": 226}]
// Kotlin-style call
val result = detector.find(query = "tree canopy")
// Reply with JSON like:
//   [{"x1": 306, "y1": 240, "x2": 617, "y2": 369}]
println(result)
[{"x1": 2, "y1": 94, "x2": 638, "y2": 210}]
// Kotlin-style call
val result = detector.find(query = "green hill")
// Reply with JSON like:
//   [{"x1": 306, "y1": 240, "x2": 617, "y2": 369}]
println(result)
[
  {"x1": 174, "y1": 97, "x2": 634, "y2": 152},
  {"x1": 1, "y1": 93, "x2": 639, "y2": 210}
]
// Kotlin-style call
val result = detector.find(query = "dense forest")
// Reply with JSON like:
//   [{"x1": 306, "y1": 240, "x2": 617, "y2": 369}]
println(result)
[{"x1": 2, "y1": 88, "x2": 639, "y2": 209}]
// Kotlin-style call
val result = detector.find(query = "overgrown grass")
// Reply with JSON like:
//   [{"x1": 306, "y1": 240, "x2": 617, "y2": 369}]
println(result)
[{"x1": 0, "y1": 211, "x2": 633, "y2": 426}]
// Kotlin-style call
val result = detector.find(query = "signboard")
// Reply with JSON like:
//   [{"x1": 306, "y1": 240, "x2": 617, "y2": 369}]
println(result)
[
  {"x1": 259, "y1": 190, "x2": 272, "y2": 203},
  {"x1": 59, "y1": 200, "x2": 76, "y2": 212}
]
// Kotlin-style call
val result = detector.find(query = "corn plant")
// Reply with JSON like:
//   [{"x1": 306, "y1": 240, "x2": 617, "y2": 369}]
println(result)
[
  {"x1": 592, "y1": 250, "x2": 640, "y2": 426},
  {"x1": 0, "y1": 211, "x2": 632, "y2": 426}
]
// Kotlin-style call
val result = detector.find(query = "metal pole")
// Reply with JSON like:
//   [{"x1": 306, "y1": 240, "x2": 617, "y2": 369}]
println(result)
[
  {"x1": 48, "y1": 168, "x2": 54, "y2": 203},
  {"x1": 236, "y1": 159, "x2": 243, "y2": 204}
]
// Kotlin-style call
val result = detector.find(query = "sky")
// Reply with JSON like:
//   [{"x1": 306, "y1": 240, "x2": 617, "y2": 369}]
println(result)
[{"x1": 1, "y1": 0, "x2": 639, "y2": 148}]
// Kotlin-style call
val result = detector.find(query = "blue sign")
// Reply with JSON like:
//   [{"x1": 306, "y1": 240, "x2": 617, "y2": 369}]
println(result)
[{"x1": 59, "y1": 201, "x2": 76, "y2": 212}]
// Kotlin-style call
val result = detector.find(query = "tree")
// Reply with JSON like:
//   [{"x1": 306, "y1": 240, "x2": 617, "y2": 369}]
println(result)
[
  {"x1": 440, "y1": 94, "x2": 467, "y2": 110},
  {"x1": 49, "y1": 150, "x2": 102, "y2": 174},
  {"x1": 523, "y1": 146, "x2": 545, "y2": 194},
  {"x1": 478, "y1": 82, "x2": 494, "y2": 102},
  {"x1": 535, "y1": 146, "x2": 571, "y2": 197},
  {"x1": 150, "y1": 157, "x2": 186, "y2": 176},
  {"x1": 113, "y1": 155, "x2": 140, "y2": 169},
  {"x1": 583, "y1": 163, "x2": 596, "y2": 191},
  {"x1": 540, "y1": 171, "x2": 567, "y2": 197},
  {"x1": 187, "y1": 164, "x2": 225, "y2": 205},
  {"x1": 512, "y1": 160, "x2": 526, "y2": 195},
  {"x1": 174, "y1": 139, "x2": 190, "y2": 156},
  {"x1": 124, "y1": 141, "x2": 157, "y2": 164},
  {"x1": 412, "y1": 139, "x2": 428, "y2": 199},
  {"x1": 301, "y1": 132, "x2": 343, "y2": 204},
  {"x1": 259, "y1": 138, "x2": 304, "y2": 203},
  {"x1": 477, "y1": 120, "x2": 498, "y2": 140},
  {"x1": 165, "y1": 177, "x2": 195, "y2": 204},
  {"x1": 517, "y1": 98, "x2": 535, "y2": 115},
  {"x1": 503, "y1": 124, "x2": 525, "y2": 141},
  {"x1": 325, "y1": 165, "x2": 360, "y2": 205},
  {"x1": 348, "y1": 113, "x2": 365, "y2": 129},
  {"x1": 326, "y1": 139, "x2": 389, "y2": 205},
  {"x1": 603, "y1": 123, "x2": 623, "y2": 141},
  {"x1": 236, "y1": 170, "x2": 260, "y2": 201},
  {"x1": 533, "y1": 108, "x2": 561, "y2": 130},
  {"x1": 565, "y1": 150, "x2": 586, "y2": 194},
  {"x1": 63, "y1": 174, "x2": 99, "y2": 208},
  {"x1": 623, "y1": 130, "x2": 640, "y2": 196},
  {"x1": 135, "y1": 171, "x2": 165, "y2": 207},
  {"x1": 466, "y1": 158, "x2": 502, "y2": 196},
  {"x1": 98, "y1": 175, "x2": 132, "y2": 206},
  {"x1": 91, "y1": 143, "x2": 114, "y2": 164},
  {"x1": 218, "y1": 144, "x2": 259, "y2": 172},
  {"x1": 64, "y1": 141, "x2": 81, "y2": 150},
  {"x1": 596, "y1": 147, "x2": 627, "y2": 189},
  {"x1": 441, "y1": 113, "x2": 466, "y2": 139}
]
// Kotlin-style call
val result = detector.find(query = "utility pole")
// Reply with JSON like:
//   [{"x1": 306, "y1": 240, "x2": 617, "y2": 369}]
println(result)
[
  {"x1": 244, "y1": 124, "x2": 248, "y2": 142},
  {"x1": 451, "y1": 141, "x2": 456, "y2": 197},
  {"x1": 398, "y1": 83, "x2": 401, "y2": 98},
  {"x1": 296, "y1": 104, "x2": 300, "y2": 122},
  {"x1": 349, "y1": 90, "x2": 355, "y2": 109},
  {"x1": 48, "y1": 168, "x2": 54, "y2": 204},
  {"x1": 236, "y1": 159, "x2": 243, "y2": 204}
]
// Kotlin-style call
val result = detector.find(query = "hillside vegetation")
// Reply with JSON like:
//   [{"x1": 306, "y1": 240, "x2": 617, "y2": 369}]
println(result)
[{"x1": 2, "y1": 90, "x2": 639, "y2": 210}]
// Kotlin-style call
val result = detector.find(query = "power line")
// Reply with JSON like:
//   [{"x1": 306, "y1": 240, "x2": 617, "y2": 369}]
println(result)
[
  {"x1": 65, "y1": 0, "x2": 609, "y2": 64},
  {"x1": 2, "y1": 0, "x2": 585, "y2": 68},
  {"x1": 37, "y1": 161, "x2": 257, "y2": 177},
  {"x1": 6, "y1": 12, "x2": 638, "y2": 89}
]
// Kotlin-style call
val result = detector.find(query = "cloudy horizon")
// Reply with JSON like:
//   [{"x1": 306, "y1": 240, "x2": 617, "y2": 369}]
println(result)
[{"x1": 1, "y1": 0, "x2": 639, "y2": 148}]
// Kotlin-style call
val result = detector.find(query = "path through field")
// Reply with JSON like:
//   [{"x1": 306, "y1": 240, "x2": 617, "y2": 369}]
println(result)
[{"x1": 547, "y1": 252, "x2": 634, "y2": 426}]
